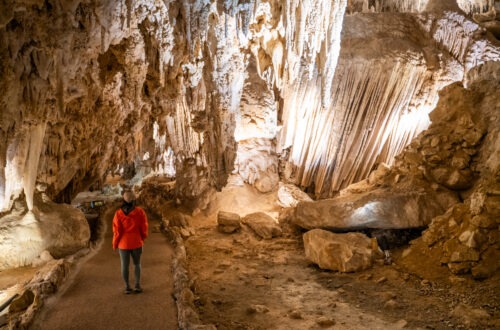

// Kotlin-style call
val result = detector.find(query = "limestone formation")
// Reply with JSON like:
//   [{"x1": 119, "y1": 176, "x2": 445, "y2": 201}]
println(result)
[
  {"x1": 0, "y1": 0, "x2": 498, "y2": 281},
  {"x1": 1, "y1": 0, "x2": 498, "y2": 217},
  {"x1": 278, "y1": 6, "x2": 500, "y2": 197},
  {"x1": 303, "y1": 229, "x2": 375, "y2": 272},
  {"x1": 295, "y1": 61, "x2": 499, "y2": 277},
  {"x1": 0, "y1": 195, "x2": 90, "y2": 270}
]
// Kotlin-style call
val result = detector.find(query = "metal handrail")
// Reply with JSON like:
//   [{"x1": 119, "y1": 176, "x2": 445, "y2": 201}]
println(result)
[{"x1": 0, "y1": 293, "x2": 19, "y2": 313}]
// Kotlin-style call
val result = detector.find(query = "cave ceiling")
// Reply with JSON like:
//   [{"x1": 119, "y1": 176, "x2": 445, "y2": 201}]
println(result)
[{"x1": 0, "y1": 0, "x2": 499, "y2": 211}]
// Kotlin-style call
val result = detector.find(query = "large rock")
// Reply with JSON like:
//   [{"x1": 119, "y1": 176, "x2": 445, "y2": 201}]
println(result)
[
  {"x1": 303, "y1": 229, "x2": 375, "y2": 272},
  {"x1": 294, "y1": 189, "x2": 458, "y2": 230},
  {"x1": 0, "y1": 198, "x2": 90, "y2": 270},
  {"x1": 242, "y1": 212, "x2": 282, "y2": 239},
  {"x1": 217, "y1": 211, "x2": 241, "y2": 234}
]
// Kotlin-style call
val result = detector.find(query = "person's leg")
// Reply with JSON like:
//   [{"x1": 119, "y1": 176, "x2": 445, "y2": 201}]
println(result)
[
  {"x1": 119, "y1": 249, "x2": 132, "y2": 292},
  {"x1": 131, "y1": 246, "x2": 143, "y2": 291}
]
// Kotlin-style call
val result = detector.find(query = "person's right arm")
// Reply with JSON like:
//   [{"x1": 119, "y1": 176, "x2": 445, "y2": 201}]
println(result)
[{"x1": 112, "y1": 212, "x2": 121, "y2": 250}]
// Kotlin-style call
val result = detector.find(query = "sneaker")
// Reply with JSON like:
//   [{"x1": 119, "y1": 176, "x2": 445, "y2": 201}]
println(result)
[
  {"x1": 124, "y1": 287, "x2": 133, "y2": 294},
  {"x1": 134, "y1": 286, "x2": 143, "y2": 293},
  {"x1": 383, "y1": 251, "x2": 392, "y2": 265}
]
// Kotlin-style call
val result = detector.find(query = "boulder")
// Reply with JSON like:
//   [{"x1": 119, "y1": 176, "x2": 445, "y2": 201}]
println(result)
[
  {"x1": 242, "y1": 212, "x2": 282, "y2": 239},
  {"x1": 0, "y1": 198, "x2": 90, "y2": 270},
  {"x1": 277, "y1": 183, "x2": 313, "y2": 208},
  {"x1": 303, "y1": 229, "x2": 375, "y2": 272},
  {"x1": 431, "y1": 168, "x2": 473, "y2": 190},
  {"x1": 294, "y1": 188, "x2": 458, "y2": 230},
  {"x1": 217, "y1": 211, "x2": 241, "y2": 234},
  {"x1": 316, "y1": 316, "x2": 335, "y2": 327}
]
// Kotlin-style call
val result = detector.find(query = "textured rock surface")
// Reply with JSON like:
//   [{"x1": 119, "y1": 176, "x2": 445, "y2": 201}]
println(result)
[
  {"x1": 0, "y1": 195, "x2": 90, "y2": 270},
  {"x1": 278, "y1": 5, "x2": 500, "y2": 197},
  {"x1": 1, "y1": 0, "x2": 499, "y2": 215},
  {"x1": 277, "y1": 182, "x2": 313, "y2": 208},
  {"x1": 295, "y1": 188, "x2": 458, "y2": 230},
  {"x1": 398, "y1": 73, "x2": 500, "y2": 278},
  {"x1": 0, "y1": 1, "x2": 498, "y2": 277},
  {"x1": 242, "y1": 212, "x2": 282, "y2": 239},
  {"x1": 295, "y1": 64, "x2": 499, "y2": 277},
  {"x1": 303, "y1": 229, "x2": 375, "y2": 272},
  {"x1": 217, "y1": 211, "x2": 241, "y2": 234}
]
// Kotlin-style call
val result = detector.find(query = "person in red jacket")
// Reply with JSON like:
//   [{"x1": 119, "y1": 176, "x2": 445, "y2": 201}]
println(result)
[{"x1": 112, "y1": 190, "x2": 148, "y2": 294}]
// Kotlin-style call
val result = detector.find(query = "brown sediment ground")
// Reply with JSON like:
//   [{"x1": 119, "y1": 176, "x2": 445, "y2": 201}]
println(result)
[{"x1": 173, "y1": 184, "x2": 499, "y2": 330}]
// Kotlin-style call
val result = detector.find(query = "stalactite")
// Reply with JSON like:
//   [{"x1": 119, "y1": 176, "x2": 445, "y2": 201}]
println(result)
[
  {"x1": 432, "y1": 11, "x2": 500, "y2": 72},
  {"x1": 456, "y1": 0, "x2": 495, "y2": 14},
  {"x1": 165, "y1": 97, "x2": 202, "y2": 157},
  {"x1": 279, "y1": 59, "x2": 437, "y2": 196},
  {"x1": 100, "y1": 25, "x2": 106, "y2": 53},
  {"x1": 281, "y1": 0, "x2": 348, "y2": 108},
  {"x1": 434, "y1": 12, "x2": 478, "y2": 63},
  {"x1": 379, "y1": 0, "x2": 429, "y2": 13},
  {"x1": 126, "y1": 0, "x2": 132, "y2": 29},
  {"x1": 21, "y1": 123, "x2": 46, "y2": 210},
  {"x1": 55, "y1": 50, "x2": 64, "y2": 116}
]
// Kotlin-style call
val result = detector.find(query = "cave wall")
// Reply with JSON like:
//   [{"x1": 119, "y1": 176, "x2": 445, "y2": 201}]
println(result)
[{"x1": 0, "y1": 0, "x2": 499, "y2": 211}]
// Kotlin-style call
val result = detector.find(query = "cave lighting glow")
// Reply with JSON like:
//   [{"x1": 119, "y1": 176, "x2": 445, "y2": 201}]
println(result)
[
  {"x1": 384, "y1": 105, "x2": 433, "y2": 165},
  {"x1": 351, "y1": 201, "x2": 382, "y2": 227},
  {"x1": 1, "y1": 161, "x2": 23, "y2": 212}
]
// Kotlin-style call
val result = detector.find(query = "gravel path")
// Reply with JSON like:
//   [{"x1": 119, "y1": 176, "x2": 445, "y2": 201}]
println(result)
[{"x1": 35, "y1": 206, "x2": 177, "y2": 330}]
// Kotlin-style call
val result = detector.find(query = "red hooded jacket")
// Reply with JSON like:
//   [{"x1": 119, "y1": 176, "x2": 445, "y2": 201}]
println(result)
[{"x1": 112, "y1": 207, "x2": 148, "y2": 250}]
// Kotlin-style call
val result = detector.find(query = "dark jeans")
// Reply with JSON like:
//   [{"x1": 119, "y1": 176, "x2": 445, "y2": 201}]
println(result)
[{"x1": 119, "y1": 247, "x2": 143, "y2": 288}]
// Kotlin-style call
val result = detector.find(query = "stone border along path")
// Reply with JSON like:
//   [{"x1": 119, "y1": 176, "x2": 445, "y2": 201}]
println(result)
[
  {"x1": 29, "y1": 203, "x2": 178, "y2": 330},
  {"x1": 162, "y1": 220, "x2": 215, "y2": 330}
]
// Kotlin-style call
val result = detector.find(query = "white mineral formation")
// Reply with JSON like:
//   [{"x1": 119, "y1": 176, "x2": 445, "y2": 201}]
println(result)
[{"x1": 0, "y1": 198, "x2": 90, "y2": 270}]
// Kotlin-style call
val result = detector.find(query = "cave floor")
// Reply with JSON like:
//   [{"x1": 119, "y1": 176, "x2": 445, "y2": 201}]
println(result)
[
  {"x1": 32, "y1": 205, "x2": 177, "y2": 330},
  {"x1": 176, "y1": 185, "x2": 499, "y2": 330},
  {"x1": 184, "y1": 225, "x2": 499, "y2": 330}
]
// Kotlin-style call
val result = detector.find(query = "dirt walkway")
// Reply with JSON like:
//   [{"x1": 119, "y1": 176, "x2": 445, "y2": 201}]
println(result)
[{"x1": 34, "y1": 205, "x2": 177, "y2": 330}]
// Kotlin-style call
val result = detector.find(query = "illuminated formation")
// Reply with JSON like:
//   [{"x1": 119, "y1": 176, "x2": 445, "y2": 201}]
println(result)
[
  {"x1": 0, "y1": 0, "x2": 498, "y2": 303},
  {"x1": 0, "y1": 0, "x2": 498, "y2": 329}
]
